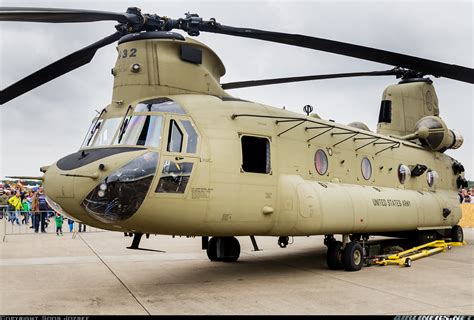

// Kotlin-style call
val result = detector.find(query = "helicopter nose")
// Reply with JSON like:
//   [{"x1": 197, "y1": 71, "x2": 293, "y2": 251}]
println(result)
[
  {"x1": 43, "y1": 149, "x2": 157, "y2": 224},
  {"x1": 42, "y1": 163, "x2": 80, "y2": 220},
  {"x1": 81, "y1": 151, "x2": 159, "y2": 223}
]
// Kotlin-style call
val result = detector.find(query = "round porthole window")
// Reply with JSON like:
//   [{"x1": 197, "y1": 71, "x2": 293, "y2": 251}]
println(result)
[
  {"x1": 426, "y1": 170, "x2": 438, "y2": 187},
  {"x1": 314, "y1": 149, "x2": 328, "y2": 175},
  {"x1": 398, "y1": 164, "x2": 411, "y2": 184},
  {"x1": 361, "y1": 157, "x2": 372, "y2": 180}
]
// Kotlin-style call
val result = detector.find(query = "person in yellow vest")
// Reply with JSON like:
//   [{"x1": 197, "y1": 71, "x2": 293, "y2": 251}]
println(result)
[{"x1": 7, "y1": 190, "x2": 22, "y2": 225}]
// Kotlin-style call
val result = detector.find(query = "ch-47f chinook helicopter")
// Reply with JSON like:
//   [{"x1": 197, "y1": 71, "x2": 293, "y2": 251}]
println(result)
[{"x1": 1, "y1": 7, "x2": 472, "y2": 272}]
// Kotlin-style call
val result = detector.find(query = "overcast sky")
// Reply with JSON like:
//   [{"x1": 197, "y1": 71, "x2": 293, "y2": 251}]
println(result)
[{"x1": 0, "y1": 0, "x2": 472, "y2": 180}]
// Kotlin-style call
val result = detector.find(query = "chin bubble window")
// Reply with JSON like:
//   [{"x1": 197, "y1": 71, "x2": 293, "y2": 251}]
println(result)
[
  {"x1": 398, "y1": 164, "x2": 411, "y2": 184},
  {"x1": 314, "y1": 149, "x2": 328, "y2": 175},
  {"x1": 361, "y1": 157, "x2": 372, "y2": 180},
  {"x1": 426, "y1": 170, "x2": 438, "y2": 187},
  {"x1": 82, "y1": 152, "x2": 159, "y2": 223}
]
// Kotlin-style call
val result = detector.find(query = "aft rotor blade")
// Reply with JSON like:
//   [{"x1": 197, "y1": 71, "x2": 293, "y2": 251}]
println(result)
[
  {"x1": 222, "y1": 70, "x2": 397, "y2": 90},
  {"x1": 0, "y1": 7, "x2": 131, "y2": 23},
  {"x1": 0, "y1": 31, "x2": 123, "y2": 105},
  {"x1": 5, "y1": 176, "x2": 44, "y2": 181},
  {"x1": 196, "y1": 24, "x2": 474, "y2": 84}
]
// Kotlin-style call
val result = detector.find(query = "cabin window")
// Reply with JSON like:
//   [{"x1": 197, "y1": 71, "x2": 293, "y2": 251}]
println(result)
[
  {"x1": 314, "y1": 149, "x2": 328, "y2": 175},
  {"x1": 378, "y1": 100, "x2": 392, "y2": 123},
  {"x1": 135, "y1": 98, "x2": 186, "y2": 114},
  {"x1": 167, "y1": 120, "x2": 183, "y2": 152},
  {"x1": 115, "y1": 115, "x2": 163, "y2": 147},
  {"x1": 398, "y1": 164, "x2": 411, "y2": 184},
  {"x1": 426, "y1": 170, "x2": 438, "y2": 187},
  {"x1": 181, "y1": 120, "x2": 198, "y2": 153},
  {"x1": 361, "y1": 157, "x2": 372, "y2": 180},
  {"x1": 155, "y1": 161, "x2": 193, "y2": 193},
  {"x1": 241, "y1": 135, "x2": 271, "y2": 174}
]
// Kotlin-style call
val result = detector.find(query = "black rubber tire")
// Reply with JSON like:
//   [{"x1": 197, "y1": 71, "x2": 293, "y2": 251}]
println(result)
[
  {"x1": 405, "y1": 258, "x2": 412, "y2": 268},
  {"x1": 221, "y1": 237, "x2": 241, "y2": 262},
  {"x1": 342, "y1": 242, "x2": 364, "y2": 272},
  {"x1": 326, "y1": 241, "x2": 344, "y2": 270},
  {"x1": 206, "y1": 237, "x2": 219, "y2": 261},
  {"x1": 451, "y1": 225, "x2": 463, "y2": 242}
]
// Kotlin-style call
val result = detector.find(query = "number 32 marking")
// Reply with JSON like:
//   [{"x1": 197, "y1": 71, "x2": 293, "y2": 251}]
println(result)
[{"x1": 118, "y1": 48, "x2": 137, "y2": 59}]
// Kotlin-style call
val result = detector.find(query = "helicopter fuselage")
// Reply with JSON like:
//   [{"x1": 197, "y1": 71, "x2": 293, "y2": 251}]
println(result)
[
  {"x1": 42, "y1": 33, "x2": 462, "y2": 238},
  {"x1": 43, "y1": 93, "x2": 461, "y2": 237}
]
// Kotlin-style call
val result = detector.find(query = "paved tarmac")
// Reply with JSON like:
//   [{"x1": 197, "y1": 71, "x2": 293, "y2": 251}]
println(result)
[{"x1": 0, "y1": 220, "x2": 473, "y2": 315}]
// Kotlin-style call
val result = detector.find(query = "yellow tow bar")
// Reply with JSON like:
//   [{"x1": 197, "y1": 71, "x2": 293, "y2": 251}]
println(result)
[{"x1": 372, "y1": 240, "x2": 466, "y2": 267}]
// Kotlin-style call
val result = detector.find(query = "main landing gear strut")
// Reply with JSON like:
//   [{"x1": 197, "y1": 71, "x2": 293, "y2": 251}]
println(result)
[
  {"x1": 126, "y1": 232, "x2": 163, "y2": 252},
  {"x1": 325, "y1": 234, "x2": 364, "y2": 272}
]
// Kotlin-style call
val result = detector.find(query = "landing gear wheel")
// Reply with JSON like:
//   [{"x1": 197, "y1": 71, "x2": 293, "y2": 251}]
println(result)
[
  {"x1": 206, "y1": 237, "x2": 219, "y2": 261},
  {"x1": 278, "y1": 236, "x2": 289, "y2": 248},
  {"x1": 342, "y1": 241, "x2": 364, "y2": 272},
  {"x1": 451, "y1": 225, "x2": 463, "y2": 242},
  {"x1": 326, "y1": 241, "x2": 344, "y2": 270},
  {"x1": 206, "y1": 237, "x2": 241, "y2": 262},
  {"x1": 221, "y1": 237, "x2": 241, "y2": 262}
]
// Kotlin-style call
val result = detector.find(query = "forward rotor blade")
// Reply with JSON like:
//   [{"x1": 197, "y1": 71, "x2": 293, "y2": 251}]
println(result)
[
  {"x1": 222, "y1": 70, "x2": 397, "y2": 90},
  {"x1": 0, "y1": 31, "x2": 123, "y2": 105},
  {"x1": 197, "y1": 24, "x2": 474, "y2": 84},
  {"x1": 0, "y1": 7, "x2": 131, "y2": 23}
]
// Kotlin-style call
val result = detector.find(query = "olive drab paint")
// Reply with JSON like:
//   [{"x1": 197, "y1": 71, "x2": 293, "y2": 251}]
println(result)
[{"x1": 42, "y1": 34, "x2": 465, "y2": 238}]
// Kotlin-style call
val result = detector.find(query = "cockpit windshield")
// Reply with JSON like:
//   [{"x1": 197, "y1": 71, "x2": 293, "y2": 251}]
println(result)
[
  {"x1": 92, "y1": 118, "x2": 122, "y2": 147},
  {"x1": 80, "y1": 98, "x2": 189, "y2": 150},
  {"x1": 115, "y1": 115, "x2": 163, "y2": 147},
  {"x1": 81, "y1": 117, "x2": 122, "y2": 149}
]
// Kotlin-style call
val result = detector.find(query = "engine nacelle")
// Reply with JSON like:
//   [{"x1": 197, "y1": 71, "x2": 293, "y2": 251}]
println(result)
[{"x1": 414, "y1": 116, "x2": 463, "y2": 152}]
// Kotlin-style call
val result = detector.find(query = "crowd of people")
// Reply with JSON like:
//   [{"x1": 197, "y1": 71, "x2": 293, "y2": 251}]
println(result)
[
  {"x1": 0, "y1": 182, "x2": 87, "y2": 235},
  {"x1": 459, "y1": 188, "x2": 474, "y2": 203}
]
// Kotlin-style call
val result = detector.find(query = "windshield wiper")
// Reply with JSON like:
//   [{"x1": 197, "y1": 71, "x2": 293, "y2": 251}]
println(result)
[
  {"x1": 86, "y1": 108, "x2": 107, "y2": 146},
  {"x1": 117, "y1": 105, "x2": 133, "y2": 144}
]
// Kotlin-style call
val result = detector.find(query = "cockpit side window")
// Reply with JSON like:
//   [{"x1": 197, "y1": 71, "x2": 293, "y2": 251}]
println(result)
[
  {"x1": 181, "y1": 120, "x2": 198, "y2": 153},
  {"x1": 167, "y1": 120, "x2": 183, "y2": 152},
  {"x1": 155, "y1": 161, "x2": 193, "y2": 193},
  {"x1": 135, "y1": 98, "x2": 186, "y2": 114}
]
